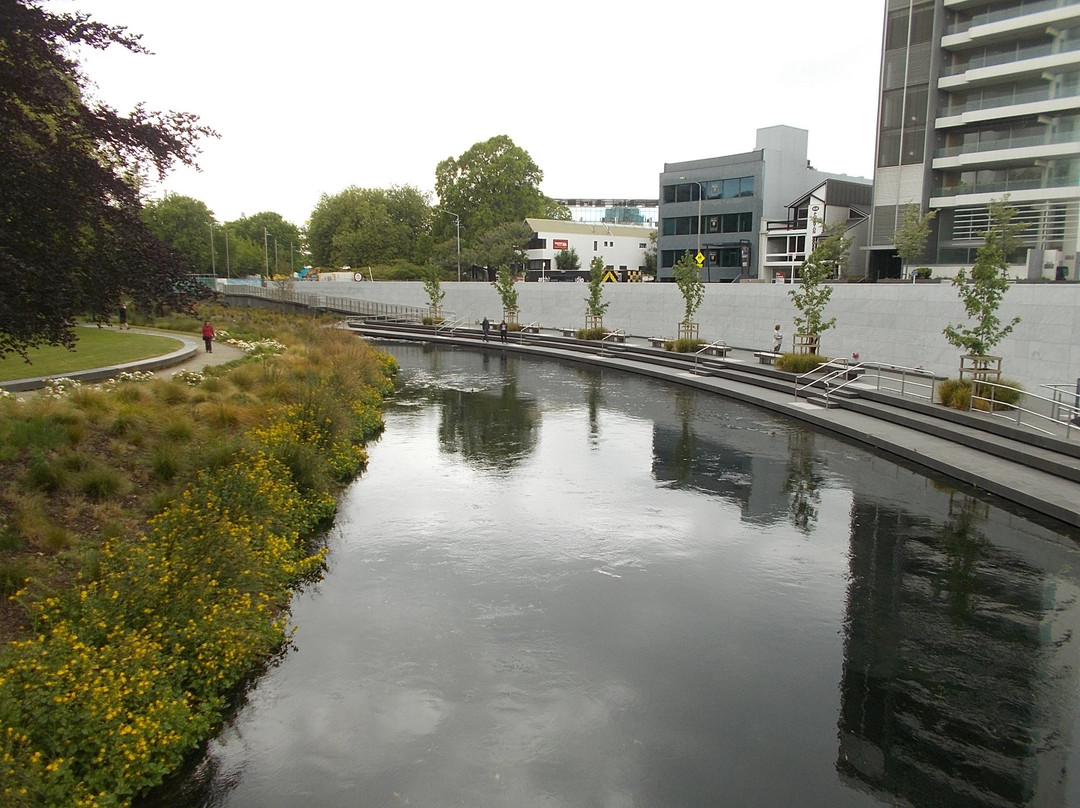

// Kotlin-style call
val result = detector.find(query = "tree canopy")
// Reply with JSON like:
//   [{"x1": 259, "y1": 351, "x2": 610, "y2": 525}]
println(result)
[
  {"x1": 0, "y1": 1, "x2": 216, "y2": 357},
  {"x1": 434, "y1": 135, "x2": 551, "y2": 248},
  {"x1": 141, "y1": 194, "x2": 216, "y2": 274},
  {"x1": 307, "y1": 185, "x2": 431, "y2": 269}
]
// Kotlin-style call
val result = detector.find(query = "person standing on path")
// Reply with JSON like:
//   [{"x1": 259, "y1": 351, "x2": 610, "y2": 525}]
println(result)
[
  {"x1": 481, "y1": 317, "x2": 490, "y2": 342},
  {"x1": 201, "y1": 320, "x2": 215, "y2": 353},
  {"x1": 772, "y1": 324, "x2": 783, "y2": 353},
  {"x1": 499, "y1": 320, "x2": 507, "y2": 343},
  {"x1": 118, "y1": 302, "x2": 128, "y2": 330}
]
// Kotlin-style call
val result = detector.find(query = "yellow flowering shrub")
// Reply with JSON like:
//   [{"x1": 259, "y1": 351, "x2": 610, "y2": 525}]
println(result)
[{"x1": 0, "y1": 311, "x2": 398, "y2": 807}]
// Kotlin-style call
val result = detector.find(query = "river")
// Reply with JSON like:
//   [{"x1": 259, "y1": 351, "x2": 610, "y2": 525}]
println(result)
[{"x1": 146, "y1": 343, "x2": 1080, "y2": 808}]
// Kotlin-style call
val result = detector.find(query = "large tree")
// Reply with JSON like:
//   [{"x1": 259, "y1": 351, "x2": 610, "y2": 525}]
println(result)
[
  {"x1": 0, "y1": 1, "x2": 216, "y2": 357},
  {"x1": 307, "y1": 185, "x2": 431, "y2": 269},
  {"x1": 226, "y1": 211, "x2": 303, "y2": 276},
  {"x1": 141, "y1": 194, "x2": 216, "y2": 274},
  {"x1": 434, "y1": 135, "x2": 550, "y2": 248}
]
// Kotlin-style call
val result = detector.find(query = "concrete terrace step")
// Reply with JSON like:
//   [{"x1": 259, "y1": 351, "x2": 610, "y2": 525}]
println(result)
[{"x1": 342, "y1": 319, "x2": 1080, "y2": 527}]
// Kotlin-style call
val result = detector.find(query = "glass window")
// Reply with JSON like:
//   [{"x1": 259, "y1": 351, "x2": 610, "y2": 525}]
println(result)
[
  {"x1": 662, "y1": 218, "x2": 677, "y2": 236},
  {"x1": 881, "y1": 90, "x2": 904, "y2": 130},
  {"x1": 901, "y1": 128, "x2": 925, "y2": 164},
  {"x1": 739, "y1": 212, "x2": 753, "y2": 232},
  {"x1": 663, "y1": 185, "x2": 677, "y2": 203},
  {"x1": 723, "y1": 178, "x2": 741, "y2": 199},
  {"x1": 675, "y1": 184, "x2": 693, "y2": 203},
  {"x1": 739, "y1": 177, "x2": 755, "y2": 197},
  {"x1": 705, "y1": 181, "x2": 723, "y2": 199},
  {"x1": 706, "y1": 216, "x2": 720, "y2": 234},
  {"x1": 885, "y1": 9, "x2": 908, "y2": 50},
  {"x1": 878, "y1": 131, "x2": 901, "y2": 167},
  {"x1": 905, "y1": 86, "x2": 928, "y2": 127},
  {"x1": 910, "y1": 6, "x2": 934, "y2": 45}
]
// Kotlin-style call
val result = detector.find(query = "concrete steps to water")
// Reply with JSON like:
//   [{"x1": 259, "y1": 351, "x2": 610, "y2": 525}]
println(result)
[{"x1": 343, "y1": 318, "x2": 1080, "y2": 527}]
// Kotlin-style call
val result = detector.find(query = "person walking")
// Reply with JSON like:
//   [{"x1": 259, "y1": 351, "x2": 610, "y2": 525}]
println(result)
[
  {"x1": 201, "y1": 320, "x2": 215, "y2": 353},
  {"x1": 118, "y1": 302, "x2": 128, "y2": 330},
  {"x1": 772, "y1": 324, "x2": 783, "y2": 353},
  {"x1": 499, "y1": 320, "x2": 507, "y2": 343},
  {"x1": 481, "y1": 317, "x2": 490, "y2": 342}
]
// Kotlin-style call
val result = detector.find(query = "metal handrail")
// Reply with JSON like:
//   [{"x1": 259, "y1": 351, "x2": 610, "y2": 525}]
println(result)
[
  {"x1": 973, "y1": 380, "x2": 1080, "y2": 439},
  {"x1": 692, "y1": 340, "x2": 729, "y2": 374},
  {"x1": 435, "y1": 314, "x2": 467, "y2": 335},
  {"x1": 794, "y1": 359, "x2": 864, "y2": 406},
  {"x1": 599, "y1": 329, "x2": 626, "y2": 358},
  {"x1": 1041, "y1": 382, "x2": 1080, "y2": 425},
  {"x1": 517, "y1": 322, "x2": 542, "y2": 343},
  {"x1": 860, "y1": 363, "x2": 939, "y2": 403}
]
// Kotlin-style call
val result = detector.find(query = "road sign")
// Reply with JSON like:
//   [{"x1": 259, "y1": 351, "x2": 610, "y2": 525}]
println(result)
[
  {"x1": 602, "y1": 270, "x2": 619, "y2": 283},
  {"x1": 695, "y1": 252, "x2": 705, "y2": 267}
]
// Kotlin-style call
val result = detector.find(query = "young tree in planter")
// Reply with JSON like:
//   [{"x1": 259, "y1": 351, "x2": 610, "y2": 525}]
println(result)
[
  {"x1": 788, "y1": 221, "x2": 852, "y2": 353},
  {"x1": 942, "y1": 198, "x2": 1023, "y2": 361},
  {"x1": 673, "y1": 250, "x2": 704, "y2": 340},
  {"x1": 493, "y1": 265, "x2": 519, "y2": 321},
  {"x1": 584, "y1": 255, "x2": 610, "y2": 333},
  {"x1": 892, "y1": 204, "x2": 937, "y2": 279},
  {"x1": 422, "y1": 266, "x2": 446, "y2": 321}
]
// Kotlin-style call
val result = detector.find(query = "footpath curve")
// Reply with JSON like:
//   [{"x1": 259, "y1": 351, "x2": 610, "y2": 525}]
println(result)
[{"x1": 344, "y1": 320, "x2": 1080, "y2": 529}]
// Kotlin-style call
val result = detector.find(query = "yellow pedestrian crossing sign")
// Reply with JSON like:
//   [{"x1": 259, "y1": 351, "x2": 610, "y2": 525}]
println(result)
[{"x1": 695, "y1": 252, "x2": 705, "y2": 267}]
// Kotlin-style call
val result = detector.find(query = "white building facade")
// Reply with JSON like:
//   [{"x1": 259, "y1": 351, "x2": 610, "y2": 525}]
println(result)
[{"x1": 522, "y1": 218, "x2": 655, "y2": 281}]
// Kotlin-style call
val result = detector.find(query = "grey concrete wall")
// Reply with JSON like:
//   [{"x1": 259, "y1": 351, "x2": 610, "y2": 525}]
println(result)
[{"x1": 312, "y1": 279, "x2": 1078, "y2": 393}]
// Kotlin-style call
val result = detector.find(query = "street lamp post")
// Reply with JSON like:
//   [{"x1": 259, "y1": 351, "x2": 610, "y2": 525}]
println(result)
[
  {"x1": 440, "y1": 209, "x2": 461, "y2": 282},
  {"x1": 263, "y1": 228, "x2": 270, "y2": 286},
  {"x1": 209, "y1": 224, "x2": 216, "y2": 278},
  {"x1": 679, "y1": 177, "x2": 708, "y2": 281}
]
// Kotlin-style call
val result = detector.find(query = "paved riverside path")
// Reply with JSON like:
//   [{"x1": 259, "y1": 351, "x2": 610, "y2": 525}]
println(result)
[
  {"x1": 344, "y1": 322, "x2": 1080, "y2": 529},
  {"x1": 0, "y1": 326, "x2": 245, "y2": 393}
]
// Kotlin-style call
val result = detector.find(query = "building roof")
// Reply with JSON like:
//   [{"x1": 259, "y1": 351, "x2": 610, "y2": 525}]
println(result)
[
  {"x1": 788, "y1": 178, "x2": 873, "y2": 210},
  {"x1": 524, "y1": 218, "x2": 655, "y2": 237}
]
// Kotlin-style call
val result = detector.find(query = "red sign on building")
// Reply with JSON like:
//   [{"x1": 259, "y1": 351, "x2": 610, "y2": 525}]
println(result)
[{"x1": 553, "y1": 239, "x2": 568, "y2": 250}]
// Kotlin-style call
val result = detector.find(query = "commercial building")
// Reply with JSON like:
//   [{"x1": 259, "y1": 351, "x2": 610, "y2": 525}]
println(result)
[
  {"x1": 522, "y1": 218, "x2": 654, "y2": 281},
  {"x1": 867, "y1": 0, "x2": 1080, "y2": 280},
  {"x1": 762, "y1": 178, "x2": 873, "y2": 282},
  {"x1": 658, "y1": 125, "x2": 869, "y2": 282}
]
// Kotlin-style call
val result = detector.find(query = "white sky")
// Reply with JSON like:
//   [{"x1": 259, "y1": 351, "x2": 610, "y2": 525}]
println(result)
[{"x1": 59, "y1": 0, "x2": 886, "y2": 227}]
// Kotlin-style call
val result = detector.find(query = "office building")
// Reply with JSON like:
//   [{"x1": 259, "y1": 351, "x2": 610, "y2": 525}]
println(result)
[
  {"x1": 867, "y1": 0, "x2": 1080, "y2": 280},
  {"x1": 658, "y1": 126, "x2": 868, "y2": 282}
]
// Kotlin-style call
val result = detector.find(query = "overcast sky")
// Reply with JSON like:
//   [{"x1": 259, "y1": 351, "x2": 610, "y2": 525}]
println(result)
[{"x1": 61, "y1": 0, "x2": 886, "y2": 227}]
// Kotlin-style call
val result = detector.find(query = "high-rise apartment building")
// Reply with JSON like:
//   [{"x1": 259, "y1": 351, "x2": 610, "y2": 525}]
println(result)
[{"x1": 867, "y1": 0, "x2": 1080, "y2": 281}]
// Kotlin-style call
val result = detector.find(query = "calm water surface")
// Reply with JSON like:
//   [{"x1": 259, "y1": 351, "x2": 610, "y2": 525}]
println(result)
[{"x1": 151, "y1": 344, "x2": 1080, "y2": 808}]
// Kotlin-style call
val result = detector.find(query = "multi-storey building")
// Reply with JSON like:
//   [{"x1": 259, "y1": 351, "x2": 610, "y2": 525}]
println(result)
[
  {"x1": 658, "y1": 126, "x2": 867, "y2": 282},
  {"x1": 868, "y1": 0, "x2": 1080, "y2": 280}
]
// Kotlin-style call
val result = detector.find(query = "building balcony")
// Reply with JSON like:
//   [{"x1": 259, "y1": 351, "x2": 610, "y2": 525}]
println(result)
[
  {"x1": 930, "y1": 175, "x2": 1080, "y2": 202},
  {"x1": 764, "y1": 219, "x2": 809, "y2": 233},
  {"x1": 943, "y1": 1, "x2": 1080, "y2": 46},
  {"x1": 933, "y1": 134, "x2": 1080, "y2": 168},
  {"x1": 939, "y1": 38, "x2": 1080, "y2": 85}
]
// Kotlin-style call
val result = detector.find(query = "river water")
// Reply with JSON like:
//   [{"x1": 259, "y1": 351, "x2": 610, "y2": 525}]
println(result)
[{"x1": 151, "y1": 343, "x2": 1080, "y2": 808}]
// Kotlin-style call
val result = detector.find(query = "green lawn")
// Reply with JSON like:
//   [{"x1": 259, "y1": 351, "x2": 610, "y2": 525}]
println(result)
[{"x1": 0, "y1": 328, "x2": 184, "y2": 381}]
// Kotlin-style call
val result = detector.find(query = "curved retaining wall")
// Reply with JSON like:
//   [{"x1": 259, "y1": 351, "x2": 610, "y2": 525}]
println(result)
[{"x1": 299, "y1": 279, "x2": 1078, "y2": 395}]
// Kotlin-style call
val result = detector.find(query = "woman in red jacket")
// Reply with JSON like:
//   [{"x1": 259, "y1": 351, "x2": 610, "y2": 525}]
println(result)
[{"x1": 201, "y1": 320, "x2": 215, "y2": 353}]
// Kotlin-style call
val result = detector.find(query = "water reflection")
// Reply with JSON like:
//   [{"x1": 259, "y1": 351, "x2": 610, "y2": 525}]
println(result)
[
  {"x1": 141, "y1": 344, "x2": 1080, "y2": 808},
  {"x1": 839, "y1": 492, "x2": 1080, "y2": 807}
]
